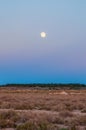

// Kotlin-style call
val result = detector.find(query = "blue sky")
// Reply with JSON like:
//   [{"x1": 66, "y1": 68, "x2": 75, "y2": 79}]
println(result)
[{"x1": 0, "y1": 0, "x2": 86, "y2": 84}]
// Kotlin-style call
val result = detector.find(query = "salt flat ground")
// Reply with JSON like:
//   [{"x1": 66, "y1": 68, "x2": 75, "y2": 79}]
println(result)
[{"x1": 0, "y1": 87, "x2": 86, "y2": 130}]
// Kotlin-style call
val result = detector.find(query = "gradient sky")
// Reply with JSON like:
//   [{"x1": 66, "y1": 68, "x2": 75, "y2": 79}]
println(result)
[{"x1": 0, "y1": 0, "x2": 86, "y2": 84}]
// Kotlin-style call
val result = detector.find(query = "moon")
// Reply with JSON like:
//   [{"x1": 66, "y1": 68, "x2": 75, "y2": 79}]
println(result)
[{"x1": 40, "y1": 32, "x2": 46, "y2": 38}]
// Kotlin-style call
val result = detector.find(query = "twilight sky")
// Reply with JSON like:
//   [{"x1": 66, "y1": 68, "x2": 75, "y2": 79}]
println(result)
[{"x1": 0, "y1": 0, "x2": 86, "y2": 84}]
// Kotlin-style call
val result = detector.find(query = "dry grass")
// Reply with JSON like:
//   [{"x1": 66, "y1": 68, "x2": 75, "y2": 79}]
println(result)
[{"x1": 0, "y1": 88, "x2": 86, "y2": 130}]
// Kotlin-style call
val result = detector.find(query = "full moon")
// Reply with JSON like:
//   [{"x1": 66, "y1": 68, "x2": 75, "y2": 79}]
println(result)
[{"x1": 40, "y1": 32, "x2": 46, "y2": 38}]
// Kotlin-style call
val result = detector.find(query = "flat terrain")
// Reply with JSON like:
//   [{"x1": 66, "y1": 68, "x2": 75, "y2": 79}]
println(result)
[{"x1": 0, "y1": 87, "x2": 86, "y2": 130}]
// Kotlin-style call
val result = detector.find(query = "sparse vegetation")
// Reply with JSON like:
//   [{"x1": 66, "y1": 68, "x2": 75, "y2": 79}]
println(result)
[{"x1": 0, "y1": 86, "x2": 86, "y2": 130}]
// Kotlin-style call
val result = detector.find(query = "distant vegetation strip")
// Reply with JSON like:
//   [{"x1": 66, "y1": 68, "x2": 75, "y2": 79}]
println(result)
[{"x1": 0, "y1": 83, "x2": 86, "y2": 89}]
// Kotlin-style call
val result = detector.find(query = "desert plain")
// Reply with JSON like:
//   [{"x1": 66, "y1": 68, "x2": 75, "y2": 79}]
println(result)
[{"x1": 0, "y1": 87, "x2": 86, "y2": 130}]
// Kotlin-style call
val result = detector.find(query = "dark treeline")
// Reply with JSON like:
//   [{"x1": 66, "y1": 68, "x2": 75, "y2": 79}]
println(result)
[{"x1": 0, "y1": 83, "x2": 86, "y2": 90}]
